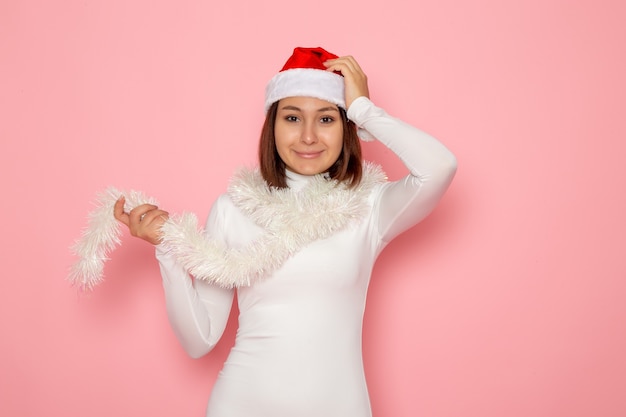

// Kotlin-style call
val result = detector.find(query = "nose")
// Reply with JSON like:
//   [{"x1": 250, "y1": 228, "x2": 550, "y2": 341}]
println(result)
[{"x1": 300, "y1": 121, "x2": 318, "y2": 145}]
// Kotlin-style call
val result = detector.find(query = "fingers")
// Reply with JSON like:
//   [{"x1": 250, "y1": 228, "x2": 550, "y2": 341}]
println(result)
[
  {"x1": 113, "y1": 196, "x2": 169, "y2": 245},
  {"x1": 323, "y1": 55, "x2": 363, "y2": 74},
  {"x1": 323, "y1": 56, "x2": 366, "y2": 82},
  {"x1": 134, "y1": 209, "x2": 169, "y2": 245},
  {"x1": 114, "y1": 197, "x2": 130, "y2": 226},
  {"x1": 128, "y1": 203, "x2": 160, "y2": 226},
  {"x1": 135, "y1": 208, "x2": 169, "y2": 234},
  {"x1": 323, "y1": 55, "x2": 369, "y2": 109}
]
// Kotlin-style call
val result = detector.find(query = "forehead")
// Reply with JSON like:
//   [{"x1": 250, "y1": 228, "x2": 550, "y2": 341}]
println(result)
[{"x1": 278, "y1": 96, "x2": 339, "y2": 111}]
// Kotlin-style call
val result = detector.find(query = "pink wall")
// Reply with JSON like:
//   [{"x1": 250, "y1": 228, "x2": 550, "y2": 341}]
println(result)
[{"x1": 2, "y1": 0, "x2": 625, "y2": 416}]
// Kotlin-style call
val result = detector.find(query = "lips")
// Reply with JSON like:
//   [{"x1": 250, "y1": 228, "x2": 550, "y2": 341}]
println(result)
[{"x1": 294, "y1": 150, "x2": 324, "y2": 159}]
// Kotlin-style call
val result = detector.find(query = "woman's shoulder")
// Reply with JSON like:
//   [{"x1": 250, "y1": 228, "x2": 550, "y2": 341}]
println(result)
[
  {"x1": 206, "y1": 192, "x2": 262, "y2": 247},
  {"x1": 210, "y1": 192, "x2": 248, "y2": 220}
]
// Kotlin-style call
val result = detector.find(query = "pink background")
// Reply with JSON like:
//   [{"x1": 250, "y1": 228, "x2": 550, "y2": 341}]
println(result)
[{"x1": 2, "y1": 0, "x2": 625, "y2": 416}]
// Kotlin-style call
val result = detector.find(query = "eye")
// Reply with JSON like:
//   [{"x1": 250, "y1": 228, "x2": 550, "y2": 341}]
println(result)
[
  {"x1": 320, "y1": 116, "x2": 335, "y2": 124},
  {"x1": 285, "y1": 115, "x2": 300, "y2": 122}
]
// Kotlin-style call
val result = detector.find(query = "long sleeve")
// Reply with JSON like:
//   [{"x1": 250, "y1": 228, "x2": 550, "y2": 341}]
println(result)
[
  {"x1": 347, "y1": 96, "x2": 457, "y2": 243},
  {"x1": 155, "y1": 200, "x2": 235, "y2": 359}
]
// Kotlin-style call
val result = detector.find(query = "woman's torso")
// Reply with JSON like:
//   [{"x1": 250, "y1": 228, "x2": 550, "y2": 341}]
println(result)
[{"x1": 205, "y1": 188, "x2": 383, "y2": 417}]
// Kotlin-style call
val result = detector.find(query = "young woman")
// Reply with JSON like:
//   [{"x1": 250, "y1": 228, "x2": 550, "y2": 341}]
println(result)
[{"x1": 114, "y1": 47, "x2": 457, "y2": 417}]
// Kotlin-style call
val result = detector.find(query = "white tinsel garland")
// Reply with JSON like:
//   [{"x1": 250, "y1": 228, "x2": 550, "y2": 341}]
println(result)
[
  {"x1": 68, "y1": 188, "x2": 158, "y2": 291},
  {"x1": 69, "y1": 164, "x2": 386, "y2": 291}
]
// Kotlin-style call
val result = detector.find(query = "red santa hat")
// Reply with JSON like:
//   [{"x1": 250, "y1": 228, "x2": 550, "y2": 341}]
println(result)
[{"x1": 264, "y1": 47, "x2": 345, "y2": 112}]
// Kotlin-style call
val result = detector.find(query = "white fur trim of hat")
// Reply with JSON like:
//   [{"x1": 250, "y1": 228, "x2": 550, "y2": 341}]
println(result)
[{"x1": 264, "y1": 68, "x2": 345, "y2": 112}]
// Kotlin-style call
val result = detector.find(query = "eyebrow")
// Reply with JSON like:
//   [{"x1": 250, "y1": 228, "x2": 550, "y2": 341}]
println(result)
[{"x1": 278, "y1": 105, "x2": 339, "y2": 113}]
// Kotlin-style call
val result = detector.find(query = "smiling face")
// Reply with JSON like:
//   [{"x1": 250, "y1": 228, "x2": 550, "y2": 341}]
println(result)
[{"x1": 274, "y1": 96, "x2": 344, "y2": 176}]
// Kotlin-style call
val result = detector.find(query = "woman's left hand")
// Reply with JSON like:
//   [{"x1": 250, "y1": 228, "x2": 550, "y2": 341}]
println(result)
[{"x1": 323, "y1": 55, "x2": 369, "y2": 109}]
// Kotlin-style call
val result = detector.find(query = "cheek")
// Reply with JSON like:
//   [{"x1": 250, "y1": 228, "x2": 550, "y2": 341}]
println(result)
[
  {"x1": 273, "y1": 124, "x2": 290, "y2": 152},
  {"x1": 329, "y1": 128, "x2": 344, "y2": 155}
]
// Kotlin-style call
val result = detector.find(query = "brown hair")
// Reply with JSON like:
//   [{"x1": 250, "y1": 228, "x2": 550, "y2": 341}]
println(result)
[{"x1": 258, "y1": 101, "x2": 363, "y2": 189}]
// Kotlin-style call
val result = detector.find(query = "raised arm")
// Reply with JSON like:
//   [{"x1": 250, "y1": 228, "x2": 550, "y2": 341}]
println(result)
[
  {"x1": 348, "y1": 97, "x2": 457, "y2": 242},
  {"x1": 325, "y1": 55, "x2": 457, "y2": 243}
]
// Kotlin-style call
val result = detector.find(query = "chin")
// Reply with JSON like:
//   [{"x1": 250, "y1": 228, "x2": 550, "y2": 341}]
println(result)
[{"x1": 294, "y1": 164, "x2": 331, "y2": 176}]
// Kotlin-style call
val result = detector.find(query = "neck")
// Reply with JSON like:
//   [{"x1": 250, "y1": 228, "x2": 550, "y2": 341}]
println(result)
[{"x1": 285, "y1": 169, "x2": 329, "y2": 190}]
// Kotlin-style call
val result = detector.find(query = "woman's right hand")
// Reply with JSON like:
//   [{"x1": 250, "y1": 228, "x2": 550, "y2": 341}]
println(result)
[{"x1": 114, "y1": 196, "x2": 169, "y2": 245}]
